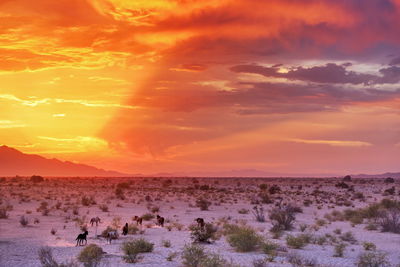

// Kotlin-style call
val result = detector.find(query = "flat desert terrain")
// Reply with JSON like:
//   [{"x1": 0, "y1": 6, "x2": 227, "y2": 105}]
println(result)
[{"x1": 0, "y1": 177, "x2": 399, "y2": 267}]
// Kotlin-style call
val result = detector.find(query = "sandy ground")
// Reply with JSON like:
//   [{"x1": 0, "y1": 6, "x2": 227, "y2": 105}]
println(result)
[{"x1": 0, "y1": 177, "x2": 399, "y2": 267}]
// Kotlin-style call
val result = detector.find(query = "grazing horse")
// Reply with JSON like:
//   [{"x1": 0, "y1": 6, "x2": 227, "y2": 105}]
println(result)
[
  {"x1": 106, "y1": 230, "x2": 118, "y2": 244},
  {"x1": 156, "y1": 215, "x2": 165, "y2": 227},
  {"x1": 76, "y1": 231, "x2": 88, "y2": 246},
  {"x1": 195, "y1": 218, "x2": 205, "y2": 229},
  {"x1": 122, "y1": 223, "x2": 128, "y2": 236},
  {"x1": 90, "y1": 217, "x2": 101, "y2": 227},
  {"x1": 133, "y1": 216, "x2": 143, "y2": 226}
]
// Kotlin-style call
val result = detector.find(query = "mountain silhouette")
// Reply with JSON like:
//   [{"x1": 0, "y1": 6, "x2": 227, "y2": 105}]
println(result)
[{"x1": 0, "y1": 145, "x2": 127, "y2": 177}]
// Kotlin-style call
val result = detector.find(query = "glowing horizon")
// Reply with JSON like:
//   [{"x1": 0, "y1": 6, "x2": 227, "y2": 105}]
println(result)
[{"x1": 1, "y1": 0, "x2": 399, "y2": 175}]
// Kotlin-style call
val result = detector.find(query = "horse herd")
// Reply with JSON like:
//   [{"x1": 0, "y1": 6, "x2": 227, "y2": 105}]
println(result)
[{"x1": 76, "y1": 215, "x2": 205, "y2": 246}]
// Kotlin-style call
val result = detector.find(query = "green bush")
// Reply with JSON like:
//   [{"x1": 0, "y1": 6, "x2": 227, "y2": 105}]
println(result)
[
  {"x1": 363, "y1": 242, "x2": 377, "y2": 251},
  {"x1": 196, "y1": 198, "x2": 211, "y2": 211},
  {"x1": 357, "y1": 251, "x2": 390, "y2": 267},
  {"x1": 181, "y1": 244, "x2": 206, "y2": 267},
  {"x1": 269, "y1": 205, "x2": 296, "y2": 231},
  {"x1": 181, "y1": 244, "x2": 232, "y2": 267},
  {"x1": 226, "y1": 225, "x2": 262, "y2": 252},
  {"x1": 121, "y1": 238, "x2": 154, "y2": 263},
  {"x1": 285, "y1": 234, "x2": 309, "y2": 249},
  {"x1": 333, "y1": 243, "x2": 346, "y2": 257},
  {"x1": 101, "y1": 226, "x2": 117, "y2": 238},
  {"x1": 189, "y1": 223, "x2": 218, "y2": 243},
  {"x1": 141, "y1": 213, "x2": 155, "y2": 221},
  {"x1": 261, "y1": 240, "x2": 278, "y2": 256},
  {"x1": 128, "y1": 224, "x2": 139, "y2": 235},
  {"x1": 77, "y1": 244, "x2": 104, "y2": 267}
]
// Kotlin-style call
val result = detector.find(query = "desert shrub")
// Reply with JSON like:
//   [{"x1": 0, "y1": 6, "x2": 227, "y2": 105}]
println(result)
[
  {"x1": 30, "y1": 175, "x2": 44, "y2": 183},
  {"x1": 98, "y1": 204, "x2": 108, "y2": 212},
  {"x1": 149, "y1": 206, "x2": 160, "y2": 213},
  {"x1": 77, "y1": 244, "x2": 104, "y2": 267},
  {"x1": 343, "y1": 209, "x2": 363, "y2": 224},
  {"x1": 122, "y1": 238, "x2": 154, "y2": 263},
  {"x1": 268, "y1": 185, "x2": 281, "y2": 194},
  {"x1": 50, "y1": 228, "x2": 57, "y2": 235},
  {"x1": 238, "y1": 208, "x2": 249, "y2": 214},
  {"x1": 127, "y1": 224, "x2": 139, "y2": 235},
  {"x1": 38, "y1": 246, "x2": 79, "y2": 267},
  {"x1": 252, "y1": 205, "x2": 266, "y2": 222},
  {"x1": 226, "y1": 225, "x2": 262, "y2": 252},
  {"x1": 196, "y1": 198, "x2": 211, "y2": 211},
  {"x1": 362, "y1": 204, "x2": 382, "y2": 219},
  {"x1": 259, "y1": 183, "x2": 268, "y2": 191},
  {"x1": 181, "y1": 244, "x2": 206, "y2": 267},
  {"x1": 189, "y1": 223, "x2": 218, "y2": 243},
  {"x1": 19, "y1": 215, "x2": 29, "y2": 226},
  {"x1": 333, "y1": 243, "x2": 346, "y2": 257},
  {"x1": 37, "y1": 202, "x2": 50, "y2": 216},
  {"x1": 261, "y1": 240, "x2": 278, "y2": 256},
  {"x1": 378, "y1": 208, "x2": 400, "y2": 233},
  {"x1": 363, "y1": 242, "x2": 377, "y2": 251},
  {"x1": 357, "y1": 251, "x2": 390, "y2": 267},
  {"x1": 115, "y1": 187, "x2": 125, "y2": 199},
  {"x1": 339, "y1": 231, "x2": 357, "y2": 244},
  {"x1": 269, "y1": 205, "x2": 296, "y2": 231},
  {"x1": 166, "y1": 251, "x2": 178, "y2": 261},
  {"x1": 200, "y1": 253, "x2": 229, "y2": 267},
  {"x1": 384, "y1": 177, "x2": 394, "y2": 183},
  {"x1": 258, "y1": 192, "x2": 272, "y2": 204},
  {"x1": 141, "y1": 213, "x2": 155, "y2": 221},
  {"x1": 286, "y1": 234, "x2": 309, "y2": 249},
  {"x1": 286, "y1": 252, "x2": 317, "y2": 267},
  {"x1": 252, "y1": 258, "x2": 269, "y2": 267},
  {"x1": 38, "y1": 247, "x2": 59, "y2": 267},
  {"x1": 161, "y1": 239, "x2": 171, "y2": 248},
  {"x1": 181, "y1": 244, "x2": 231, "y2": 267},
  {"x1": 0, "y1": 206, "x2": 8, "y2": 219},
  {"x1": 81, "y1": 196, "x2": 96, "y2": 206},
  {"x1": 101, "y1": 226, "x2": 117, "y2": 238},
  {"x1": 380, "y1": 199, "x2": 400, "y2": 209},
  {"x1": 116, "y1": 182, "x2": 130, "y2": 189}
]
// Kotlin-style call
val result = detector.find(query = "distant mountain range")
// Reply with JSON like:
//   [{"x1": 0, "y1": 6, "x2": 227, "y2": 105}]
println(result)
[
  {"x1": 351, "y1": 172, "x2": 400, "y2": 178},
  {"x1": 0, "y1": 145, "x2": 127, "y2": 177},
  {"x1": 0, "y1": 145, "x2": 398, "y2": 178}
]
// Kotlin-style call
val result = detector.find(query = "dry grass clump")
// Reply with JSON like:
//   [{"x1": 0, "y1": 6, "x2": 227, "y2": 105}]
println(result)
[
  {"x1": 77, "y1": 244, "x2": 104, "y2": 267},
  {"x1": 181, "y1": 244, "x2": 234, "y2": 267},
  {"x1": 38, "y1": 246, "x2": 79, "y2": 267},
  {"x1": 269, "y1": 205, "x2": 298, "y2": 232},
  {"x1": 357, "y1": 251, "x2": 390, "y2": 267},
  {"x1": 196, "y1": 198, "x2": 211, "y2": 211},
  {"x1": 285, "y1": 234, "x2": 310, "y2": 249},
  {"x1": 121, "y1": 238, "x2": 154, "y2": 263},
  {"x1": 0, "y1": 206, "x2": 9, "y2": 219},
  {"x1": 224, "y1": 224, "x2": 262, "y2": 252},
  {"x1": 189, "y1": 223, "x2": 219, "y2": 243},
  {"x1": 19, "y1": 215, "x2": 29, "y2": 226}
]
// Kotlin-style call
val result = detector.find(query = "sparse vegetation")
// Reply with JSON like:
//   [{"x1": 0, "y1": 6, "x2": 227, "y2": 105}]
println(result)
[
  {"x1": 226, "y1": 225, "x2": 262, "y2": 252},
  {"x1": 77, "y1": 244, "x2": 104, "y2": 267},
  {"x1": 189, "y1": 223, "x2": 218, "y2": 243},
  {"x1": 121, "y1": 238, "x2": 154, "y2": 263}
]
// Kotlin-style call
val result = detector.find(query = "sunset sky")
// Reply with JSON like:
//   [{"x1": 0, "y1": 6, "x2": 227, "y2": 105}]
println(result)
[{"x1": 1, "y1": 0, "x2": 399, "y2": 175}]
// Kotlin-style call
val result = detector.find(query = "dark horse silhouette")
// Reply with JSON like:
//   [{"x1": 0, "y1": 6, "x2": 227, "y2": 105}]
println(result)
[
  {"x1": 122, "y1": 223, "x2": 128, "y2": 235},
  {"x1": 195, "y1": 218, "x2": 205, "y2": 229},
  {"x1": 76, "y1": 231, "x2": 88, "y2": 246},
  {"x1": 156, "y1": 215, "x2": 165, "y2": 227}
]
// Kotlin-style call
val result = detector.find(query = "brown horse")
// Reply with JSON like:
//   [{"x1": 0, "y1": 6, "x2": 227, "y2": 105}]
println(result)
[{"x1": 156, "y1": 215, "x2": 165, "y2": 227}]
